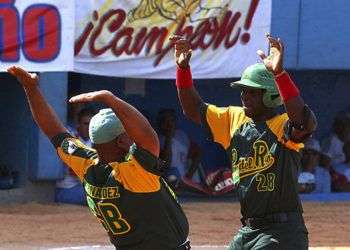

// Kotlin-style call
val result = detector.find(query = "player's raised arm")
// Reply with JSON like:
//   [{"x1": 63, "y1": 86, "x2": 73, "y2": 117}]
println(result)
[
  {"x1": 170, "y1": 36, "x2": 204, "y2": 125},
  {"x1": 257, "y1": 34, "x2": 317, "y2": 142},
  {"x1": 7, "y1": 66, "x2": 68, "y2": 139},
  {"x1": 69, "y1": 90, "x2": 159, "y2": 156}
]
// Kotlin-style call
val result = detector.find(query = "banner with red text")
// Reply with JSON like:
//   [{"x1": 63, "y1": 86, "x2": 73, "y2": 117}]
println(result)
[
  {"x1": 74, "y1": 0, "x2": 271, "y2": 79},
  {"x1": 0, "y1": 0, "x2": 74, "y2": 72}
]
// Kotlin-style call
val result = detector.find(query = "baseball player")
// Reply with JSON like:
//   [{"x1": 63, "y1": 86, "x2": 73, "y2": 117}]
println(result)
[
  {"x1": 8, "y1": 66, "x2": 190, "y2": 250},
  {"x1": 171, "y1": 34, "x2": 317, "y2": 249}
]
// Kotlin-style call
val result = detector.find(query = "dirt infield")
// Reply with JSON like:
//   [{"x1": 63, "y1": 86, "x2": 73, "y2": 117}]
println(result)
[{"x1": 0, "y1": 201, "x2": 349, "y2": 249}]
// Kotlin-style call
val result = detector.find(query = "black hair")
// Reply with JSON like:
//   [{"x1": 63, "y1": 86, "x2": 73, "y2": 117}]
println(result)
[
  {"x1": 77, "y1": 107, "x2": 97, "y2": 123},
  {"x1": 156, "y1": 108, "x2": 176, "y2": 129}
]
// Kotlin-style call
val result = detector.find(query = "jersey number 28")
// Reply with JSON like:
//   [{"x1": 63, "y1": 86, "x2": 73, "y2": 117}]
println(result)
[
  {"x1": 87, "y1": 196, "x2": 131, "y2": 235},
  {"x1": 256, "y1": 173, "x2": 276, "y2": 192}
]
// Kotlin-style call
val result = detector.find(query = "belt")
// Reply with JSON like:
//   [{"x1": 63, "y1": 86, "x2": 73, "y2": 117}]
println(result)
[
  {"x1": 177, "y1": 240, "x2": 191, "y2": 250},
  {"x1": 241, "y1": 212, "x2": 303, "y2": 228}
]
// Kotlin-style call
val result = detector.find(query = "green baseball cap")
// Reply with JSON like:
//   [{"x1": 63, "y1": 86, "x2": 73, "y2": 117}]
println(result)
[
  {"x1": 230, "y1": 63, "x2": 277, "y2": 92},
  {"x1": 89, "y1": 108, "x2": 125, "y2": 144}
]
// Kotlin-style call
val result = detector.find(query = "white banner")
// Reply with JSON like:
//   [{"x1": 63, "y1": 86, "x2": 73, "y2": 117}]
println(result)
[
  {"x1": 74, "y1": 0, "x2": 271, "y2": 79},
  {"x1": 0, "y1": 0, "x2": 74, "y2": 72}
]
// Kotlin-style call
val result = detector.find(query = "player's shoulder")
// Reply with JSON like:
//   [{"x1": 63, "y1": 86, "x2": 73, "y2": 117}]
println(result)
[
  {"x1": 206, "y1": 104, "x2": 245, "y2": 115},
  {"x1": 266, "y1": 112, "x2": 304, "y2": 152},
  {"x1": 63, "y1": 138, "x2": 97, "y2": 159},
  {"x1": 228, "y1": 106, "x2": 245, "y2": 114},
  {"x1": 53, "y1": 133, "x2": 97, "y2": 159},
  {"x1": 270, "y1": 112, "x2": 288, "y2": 122},
  {"x1": 265, "y1": 112, "x2": 288, "y2": 129},
  {"x1": 121, "y1": 144, "x2": 164, "y2": 175},
  {"x1": 227, "y1": 106, "x2": 252, "y2": 125}
]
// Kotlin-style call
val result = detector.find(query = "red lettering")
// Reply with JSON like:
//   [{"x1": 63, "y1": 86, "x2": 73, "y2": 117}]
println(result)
[
  {"x1": 89, "y1": 9, "x2": 125, "y2": 56},
  {"x1": 224, "y1": 15, "x2": 241, "y2": 48},
  {"x1": 153, "y1": 18, "x2": 188, "y2": 66},
  {"x1": 111, "y1": 27, "x2": 133, "y2": 56},
  {"x1": 130, "y1": 27, "x2": 147, "y2": 54},
  {"x1": 180, "y1": 20, "x2": 194, "y2": 39},
  {"x1": 241, "y1": 0, "x2": 260, "y2": 44},
  {"x1": 190, "y1": 18, "x2": 218, "y2": 50},
  {"x1": 0, "y1": 0, "x2": 15, "y2": 4},
  {"x1": 0, "y1": 2, "x2": 62, "y2": 62},
  {"x1": 22, "y1": 5, "x2": 60, "y2": 61},
  {"x1": 0, "y1": 1, "x2": 19, "y2": 61},
  {"x1": 75, "y1": 11, "x2": 98, "y2": 56},
  {"x1": 213, "y1": 11, "x2": 241, "y2": 49},
  {"x1": 75, "y1": 22, "x2": 93, "y2": 56},
  {"x1": 147, "y1": 27, "x2": 168, "y2": 54},
  {"x1": 75, "y1": 8, "x2": 249, "y2": 66},
  {"x1": 130, "y1": 27, "x2": 168, "y2": 55}
]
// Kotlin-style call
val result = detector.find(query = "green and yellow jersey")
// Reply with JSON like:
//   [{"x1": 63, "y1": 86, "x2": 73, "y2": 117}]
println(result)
[
  {"x1": 52, "y1": 133, "x2": 189, "y2": 250},
  {"x1": 201, "y1": 105, "x2": 304, "y2": 219}
]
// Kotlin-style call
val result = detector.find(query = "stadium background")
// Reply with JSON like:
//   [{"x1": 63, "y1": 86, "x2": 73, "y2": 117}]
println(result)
[
  {"x1": 1, "y1": 0, "x2": 350, "y2": 202},
  {"x1": 1, "y1": 1, "x2": 350, "y2": 249}
]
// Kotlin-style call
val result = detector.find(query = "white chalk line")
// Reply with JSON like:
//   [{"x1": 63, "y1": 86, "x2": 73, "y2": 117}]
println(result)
[{"x1": 47, "y1": 245, "x2": 350, "y2": 250}]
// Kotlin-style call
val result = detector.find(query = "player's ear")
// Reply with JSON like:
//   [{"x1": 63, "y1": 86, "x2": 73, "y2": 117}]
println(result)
[
  {"x1": 115, "y1": 136, "x2": 122, "y2": 147},
  {"x1": 115, "y1": 133, "x2": 129, "y2": 148}
]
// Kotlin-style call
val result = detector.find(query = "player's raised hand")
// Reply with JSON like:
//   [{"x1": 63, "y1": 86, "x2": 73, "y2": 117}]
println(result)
[
  {"x1": 169, "y1": 35, "x2": 192, "y2": 69},
  {"x1": 7, "y1": 66, "x2": 39, "y2": 89},
  {"x1": 257, "y1": 34, "x2": 284, "y2": 75},
  {"x1": 69, "y1": 90, "x2": 113, "y2": 104}
]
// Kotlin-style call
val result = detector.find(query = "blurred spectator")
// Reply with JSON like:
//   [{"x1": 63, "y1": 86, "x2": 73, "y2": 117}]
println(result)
[
  {"x1": 333, "y1": 141, "x2": 350, "y2": 192},
  {"x1": 156, "y1": 108, "x2": 205, "y2": 191},
  {"x1": 322, "y1": 113, "x2": 350, "y2": 165},
  {"x1": 0, "y1": 163, "x2": 17, "y2": 189},
  {"x1": 55, "y1": 107, "x2": 97, "y2": 205},
  {"x1": 66, "y1": 102, "x2": 85, "y2": 133},
  {"x1": 298, "y1": 138, "x2": 331, "y2": 193}
]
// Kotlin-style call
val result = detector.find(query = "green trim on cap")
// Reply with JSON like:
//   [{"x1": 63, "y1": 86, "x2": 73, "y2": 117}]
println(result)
[
  {"x1": 229, "y1": 63, "x2": 282, "y2": 108},
  {"x1": 230, "y1": 63, "x2": 277, "y2": 91},
  {"x1": 230, "y1": 79, "x2": 264, "y2": 89}
]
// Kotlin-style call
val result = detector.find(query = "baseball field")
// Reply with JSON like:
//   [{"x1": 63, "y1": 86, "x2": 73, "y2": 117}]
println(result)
[{"x1": 0, "y1": 201, "x2": 349, "y2": 250}]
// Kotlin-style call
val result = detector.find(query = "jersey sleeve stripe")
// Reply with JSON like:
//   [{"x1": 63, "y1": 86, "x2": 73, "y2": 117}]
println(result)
[
  {"x1": 57, "y1": 147, "x2": 98, "y2": 181},
  {"x1": 56, "y1": 137, "x2": 98, "y2": 180},
  {"x1": 51, "y1": 132, "x2": 71, "y2": 148},
  {"x1": 111, "y1": 158, "x2": 160, "y2": 193},
  {"x1": 266, "y1": 113, "x2": 304, "y2": 152},
  {"x1": 133, "y1": 146, "x2": 166, "y2": 176}
]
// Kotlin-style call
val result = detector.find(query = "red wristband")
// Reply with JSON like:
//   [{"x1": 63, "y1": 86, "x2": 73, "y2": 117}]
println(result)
[
  {"x1": 176, "y1": 67, "x2": 193, "y2": 89},
  {"x1": 274, "y1": 71, "x2": 300, "y2": 102}
]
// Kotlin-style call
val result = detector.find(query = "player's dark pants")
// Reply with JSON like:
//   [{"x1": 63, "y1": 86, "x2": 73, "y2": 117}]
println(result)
[{"x1": 228, "y1": 212, "x2": 308, "y2": 250}]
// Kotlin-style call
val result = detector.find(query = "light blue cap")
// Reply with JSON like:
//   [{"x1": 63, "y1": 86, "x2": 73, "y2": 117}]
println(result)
[{"x1": 89, "y1": 108, "x2": 125, "y2": 144}]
